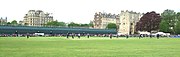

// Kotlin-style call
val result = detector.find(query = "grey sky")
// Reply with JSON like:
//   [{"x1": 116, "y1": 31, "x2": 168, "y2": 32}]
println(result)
[{"x1": 0, "y1": 0, "x2": 179, "y2": 23}]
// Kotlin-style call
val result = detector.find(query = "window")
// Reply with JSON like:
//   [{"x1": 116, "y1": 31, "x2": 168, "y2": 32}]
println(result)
[
  {"x1": 123, "y1": 23, "x2": 125, "y2": 25},
  {"x1": 131, "y1": 23, "x2": 133, "y2": 25}
]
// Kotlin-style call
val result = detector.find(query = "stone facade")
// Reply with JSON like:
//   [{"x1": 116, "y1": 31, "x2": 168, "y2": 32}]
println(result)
[
  {"x1": 23, "y1": 10, "x2": 53, "y2": 26},
  {"x1": 93, "y1": 12, "x2": 116, "y2": 29},
  {"x1": 0, "y1": 17, "x2": 7, "y2": 25},
  {"x1": 116, "y1": 10, "x2": 143, "y2": 35}
]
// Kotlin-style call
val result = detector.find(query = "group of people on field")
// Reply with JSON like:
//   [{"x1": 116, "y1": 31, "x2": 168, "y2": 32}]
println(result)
[
  {"x1": 65, "y1": 33, "x2": 161, "y2": 39},
  {"x1": 138, "y1": 34, "x2": 160, "y2": 39},
  {"x1": 3, "y1": 32, "x2": 161, "y2": 39},
  {"x1": 66, "y1": 33, "x2": 90, "y2": 39}
]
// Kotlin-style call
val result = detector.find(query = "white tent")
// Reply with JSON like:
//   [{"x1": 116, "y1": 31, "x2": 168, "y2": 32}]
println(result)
[{"x1": 139, "y1": 31, "x2": 150, "y2": 35}]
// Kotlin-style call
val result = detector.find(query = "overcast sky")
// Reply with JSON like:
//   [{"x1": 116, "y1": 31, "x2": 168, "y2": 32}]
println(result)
[{"x1": 0, "y1": 0, "x2": 179, "y2": 23}]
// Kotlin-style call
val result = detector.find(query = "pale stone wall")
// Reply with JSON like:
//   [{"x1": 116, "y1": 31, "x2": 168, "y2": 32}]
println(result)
[
  {"x1": 0, "y1": 17, "x2": 7, "y2": 25},
  {"x1": 116, "y1": 10, "x2": 142, "y2": 35},
  {"x1": 23, "y1": 10, "x2": 53, "y2": 26},
  {"x1": 93, "y1": 12, "x2": 116, "y2": 29}
]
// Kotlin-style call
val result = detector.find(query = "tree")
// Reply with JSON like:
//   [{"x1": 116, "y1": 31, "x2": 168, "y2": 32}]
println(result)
[
  {"x1": 159, "y1": 20, "x2": 169, "y2": 32},
  {"x1": 175, "y1": 21, "x2": 180, "y2": 34},
  {"x1": 7, "y1": 22, "x2": 11, "y2": 25},
  {"x1": 58, "y1": 22, "x2": 66, "y2": 26},
  {"x1": 136, "y1": 11, "x2": 161, "y2": 32},
  {"x1": 46, "y1": 21, "x2": 58, "y2": 26},
  {"x1": 80, "y1": 24, "x2": 89, "y2": 27},
  {"x1": 68, "y1": 22, "x2": 80, "y2": 27},
  {"x1": 46, "y1": 21, "x2": 66, "y2": 26},
  {"x1": 11, "y1": 20, "x2": 18, "y2": 25},
  {"x1": 160, "y1": 9, "x2": 176, "y2": 34},
  {"x1": 24, "y1": 23, "x2": 28, "y2": 26},
  {"x1": 89, "y1": 21, "x2": 94, "y2": 27},
  {"x1": 175, "y1": 12, "x2": 180, "y2": 34},
  {"x1": 68, "y1": 21, "x2": 93, "y2": 27},
  {"x1": 106, "y1": 23, "x2": 117, "y2": 29}
]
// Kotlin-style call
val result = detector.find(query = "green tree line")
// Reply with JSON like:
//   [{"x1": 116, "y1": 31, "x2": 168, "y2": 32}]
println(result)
[{"x1": 160, "y1": 9, "x2": 180, "y2": 34}]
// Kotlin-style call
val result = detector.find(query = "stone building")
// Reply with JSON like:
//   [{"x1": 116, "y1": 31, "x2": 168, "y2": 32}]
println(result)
[
  {"x1": 0, "y1": 17, "x2": 7, "y2": 25},
  {"x1": 93, "y1": 12, "x2": 116, "y2": 29},
  {"x1": 116, "y1": 10, "x2": 143, "y2": 35},
  {"x1": 23, "y1": 10, "x2": 53, "y2": 26}
]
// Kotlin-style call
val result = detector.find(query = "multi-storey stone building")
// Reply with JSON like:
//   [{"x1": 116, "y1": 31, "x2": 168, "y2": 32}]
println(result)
[
  {"x1": 116, "y1": 10, "x2": 143, "y2": 35},
  {"x1": 0, "y1": 17, "x2": 7, "y2": 25},
  {"x1": 23, "y1": 10, "x2": 53, "y2": 26},
  {"x1": 93, "y1": 12, "x2": 116, "y2": 29}
]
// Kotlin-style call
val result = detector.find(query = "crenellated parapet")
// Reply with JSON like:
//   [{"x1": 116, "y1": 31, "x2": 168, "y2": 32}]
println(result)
[
  {"x1": 93, "y1": 12, "x2": 117, "y2": 29},
  {"x1": 94, "y1": 12, "x2": 116, "y2": 19}
]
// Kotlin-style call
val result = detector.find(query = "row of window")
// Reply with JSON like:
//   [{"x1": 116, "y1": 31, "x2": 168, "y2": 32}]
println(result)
[{"x1": 118, "y1": 23, "x2": 133, "y2": 25}]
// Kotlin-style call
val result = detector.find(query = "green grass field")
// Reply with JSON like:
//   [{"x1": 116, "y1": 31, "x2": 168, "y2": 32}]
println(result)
[{"x1": 0, "y1": 37, "x2": 180, "y2": 57}]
